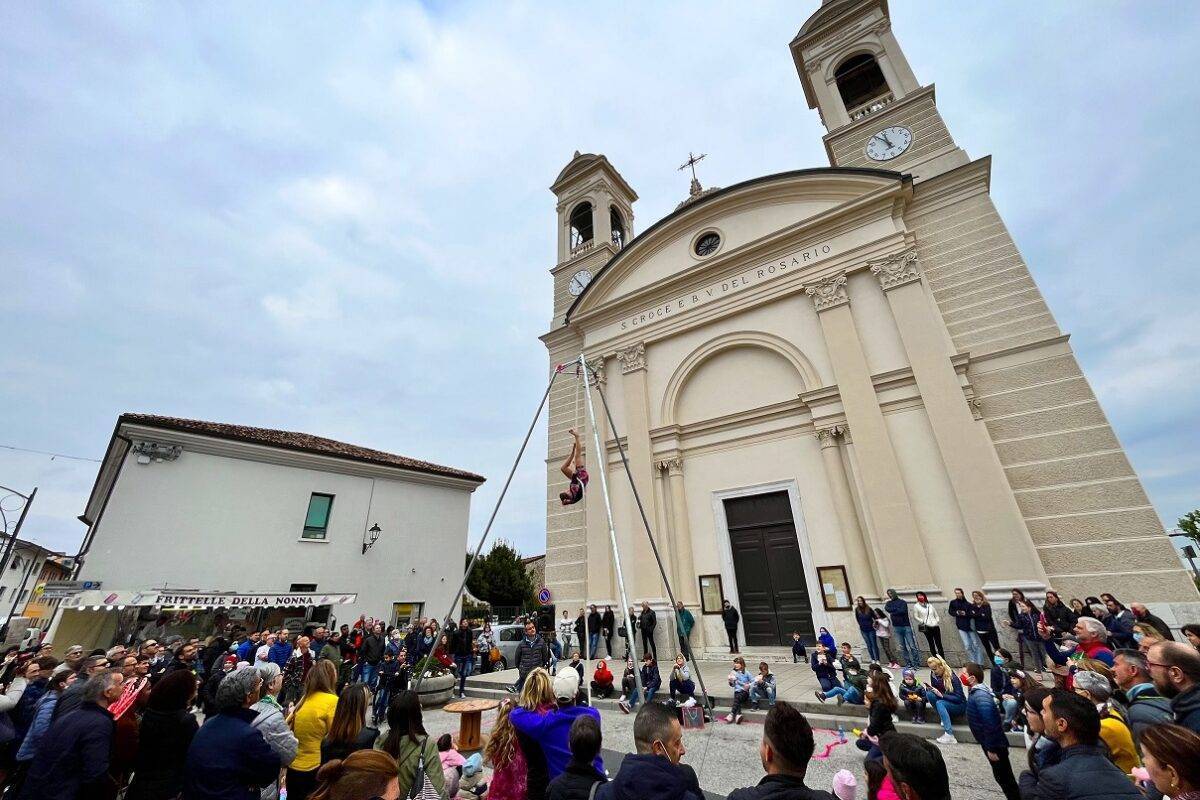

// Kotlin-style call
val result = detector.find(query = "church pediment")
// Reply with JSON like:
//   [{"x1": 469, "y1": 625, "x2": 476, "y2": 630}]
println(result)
[{"x1": 565, "y1": 168, "x2": 903, "y2": 324}]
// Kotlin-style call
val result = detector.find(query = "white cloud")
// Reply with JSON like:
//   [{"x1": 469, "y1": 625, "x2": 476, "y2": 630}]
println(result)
[{"x1": 1, "y1": 1, "x2": 1198, "y2": 559}]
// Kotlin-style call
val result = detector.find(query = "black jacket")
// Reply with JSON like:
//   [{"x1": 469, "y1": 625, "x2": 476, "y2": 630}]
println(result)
[
  {"x1": 449, "y1": 628, "x2": 474, "y2": 658},
  {"x1": 587, "y1": 612, "x2": 602, "y2": 635},
  {"x1": 728, "y1": 774, "x2": 835, "y2": 800},
  {"x1": 596, "y1": 754, "x2": 702, "y2": 800},
  {"x1": 948, "y1": 598, "x2": 973, "y2": 631},
  {"x1": 574, "y1": 616, "x2": 586, "y2": 642},
  {"x1": 722, "y1": 606, "x2": 740, "y2": 631},
  {"x1": 639, "y1": 609, "x2": 656, "y2": 633},
  {"x1": 601, "y1": 610, "x2": 615, "y2": 634},
  {"x1": 1135, "y1": 611, "x2": 1174, "y2": 641},
  {"x1": 1042, "y1": 600, "x2": 1077, "y2": 635},
  {"x1": 22, "y1": 701, "x2": 115, "y2": 800},
  {"x1": 516, "y1": 729, "x2": 549, "y2": 800},
  {"x1": 547, "y1": 760, "x2": 607, "y2": 800},
  {"x1": 360, "y1": 633, "x2": 385, "y2": 665},
  {"x1": 1171, "y1": 685, "x2": 1200, "y2": 733},
  {"x1": 182, "y1": 706, "x2": 281, "y2": 800},
  {"x1": 1017, "y1": 743, "x2": 1143, "y2": 799},
  {"x1": 126, "y1": 708, "x2": 199, "y2": 800},
  {"x1": 320, "y1": 725, "x2": 379, "y2": 764},
  {"x1": 516, "y1": 635, "x2": 551, "y2": 677}
]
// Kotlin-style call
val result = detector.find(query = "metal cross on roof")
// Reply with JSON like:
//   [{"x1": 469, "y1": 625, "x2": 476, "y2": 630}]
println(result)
[{"x1": 678, "y1": 151, "x2": 707, "y2": 181}]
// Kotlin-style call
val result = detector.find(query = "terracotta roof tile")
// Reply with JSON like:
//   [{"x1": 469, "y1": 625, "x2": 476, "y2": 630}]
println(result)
[{"x1": 119, "y1": 413, "x2": 485, "y2": 483}]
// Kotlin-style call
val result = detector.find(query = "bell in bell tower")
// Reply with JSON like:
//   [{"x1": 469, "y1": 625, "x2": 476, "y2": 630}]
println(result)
[{"x1": 790, "y1": 0, "x2": 968, "y2": 181}]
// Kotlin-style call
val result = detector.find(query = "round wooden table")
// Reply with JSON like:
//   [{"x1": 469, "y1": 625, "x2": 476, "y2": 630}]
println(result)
[{"x1": 443, "y1": 698, "x2": 499, "y2": 752}]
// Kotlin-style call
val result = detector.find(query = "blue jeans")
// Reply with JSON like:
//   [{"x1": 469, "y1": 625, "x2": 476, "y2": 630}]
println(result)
[
  {"x1": 455, "y1": 656, "x2": 474, "y2": 696},
  {"x1": 1002, "y1": 696, "x2": 1020, "y2": 725},
  {"x1": 933, "y1": 693, "x2": 966, "y2": 734},
  {"x1": 750, "y1": 683, "x2": 776, "y2": 707},
  {"x1": 818, "y1": 675, "x2": 843, "y2": 692},
  {"x1": 860, "y1": 629, "x2": 880, "y2": 662},
  {"x1": 823, "y1": 685, "x2": 864, "y2": 704},
  {"x1": 894, "y1": 626, "x2": 920, "y2": 668},
  {"x1": 588, "y1": 633, "x2": 600, "y2": 658},
  {"x1": 957, "y1": 629, "x2": 986, "y2": 665},
  {"x1": 360, "y1": 663, "x2": 378, "y2": 690}
]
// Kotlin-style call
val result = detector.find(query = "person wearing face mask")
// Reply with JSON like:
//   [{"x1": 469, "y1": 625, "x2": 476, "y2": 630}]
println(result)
[{"x1": 596, "y1": 702, "x2": 701, "y2": 800}]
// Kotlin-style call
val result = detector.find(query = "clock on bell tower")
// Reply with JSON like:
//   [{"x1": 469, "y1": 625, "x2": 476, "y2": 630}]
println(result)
[
  {"x1": 790, "y1": 0, "x2": 969, "y2": 182},
  {"x1": 548, "y1": 152, "x2": 637, "y2": 327}
]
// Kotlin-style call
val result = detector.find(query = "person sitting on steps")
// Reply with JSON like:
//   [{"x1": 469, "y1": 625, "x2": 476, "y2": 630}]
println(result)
[{"x1": 558, "y1": 429, "x2": 588, "y2": 506}]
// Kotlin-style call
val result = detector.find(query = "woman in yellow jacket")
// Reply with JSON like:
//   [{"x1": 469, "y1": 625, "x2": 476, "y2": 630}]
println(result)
[
  {"x1": 288, "y1": 659, "x2": 340, "y2": 800},
  {"x1": 1073, "y1": 669, "x2": 1141, "y2": 778}
]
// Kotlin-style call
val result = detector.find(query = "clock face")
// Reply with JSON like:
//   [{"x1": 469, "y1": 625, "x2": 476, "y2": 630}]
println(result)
[
  {"x1": 568, "y1": 269, "x2": 592, "y2": 296},
  {"x1": 865, "y1": 126, "x2": 913, "y2": 161}
]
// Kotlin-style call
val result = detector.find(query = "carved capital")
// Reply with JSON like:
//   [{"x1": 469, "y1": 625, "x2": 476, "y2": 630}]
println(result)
[
  {"x1": 869, "y1": 248, "x2": 921, "y2": 291},
  {"x1": 617, "y1": 343, "x2": 646, "y2": 373},
  {"x1": 805, "y1": 273, "x2": 849, "y2": 312},
  {"x1": 657, "y1": 457, "x2": 683, "y2": 477},
  {"x1": 816, "y1": 425, "x2": 846, "y2": 449}
]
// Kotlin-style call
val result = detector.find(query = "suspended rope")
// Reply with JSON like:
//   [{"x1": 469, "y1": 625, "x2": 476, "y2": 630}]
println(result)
[
  {"x1": 413, "y1": 365, "x2": 564, "y2": 695},
  {"x1": 580, "y1": 355, "x2": 714, "y2": 711}
]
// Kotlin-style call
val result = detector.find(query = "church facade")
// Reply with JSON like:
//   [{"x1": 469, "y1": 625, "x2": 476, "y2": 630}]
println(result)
[{"x1": 540, "y1": 0, "x2": 1197, "y2": 654}]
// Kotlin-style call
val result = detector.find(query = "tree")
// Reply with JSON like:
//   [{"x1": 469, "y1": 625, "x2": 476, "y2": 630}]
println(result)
[
  {"x1": 1179, "y1": 509, "x2": 1200, "y2": 547},
  {"x1": 465, "y1": 540, "x2": 536, "y2": 607}
]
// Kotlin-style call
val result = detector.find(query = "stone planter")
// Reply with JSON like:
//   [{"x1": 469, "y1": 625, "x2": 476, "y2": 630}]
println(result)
[{"x1": 414, "y1": 673, "x2": 455, "y2": 708}]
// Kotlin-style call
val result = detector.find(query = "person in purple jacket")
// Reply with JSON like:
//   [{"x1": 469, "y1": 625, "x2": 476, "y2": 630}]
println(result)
[{"x1": 510, "y1": 669, "x2": 604, "y2": 786}]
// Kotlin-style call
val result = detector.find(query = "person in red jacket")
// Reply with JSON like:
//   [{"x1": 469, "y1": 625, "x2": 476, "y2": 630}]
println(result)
[{"x1": 590, "y1": 661, "x2": 614, "y2": 699}]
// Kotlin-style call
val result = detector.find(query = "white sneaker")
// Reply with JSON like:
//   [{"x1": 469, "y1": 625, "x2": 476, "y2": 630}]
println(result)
[
  {"x1": 734, "y1": 714, "x2": 743, "y2": 724},
  {"x1": 618, "y1": 695, "x2": 626, "y2": 703},
  {"x1": 724, "y1": 713, "x2": 734, "y2": 723},
  {"x1": 618, "y1": 700, "x2": 631, "y2": 714},
  {"x1": 935, "y1": 733, "x2": 956, "y2": 744}
]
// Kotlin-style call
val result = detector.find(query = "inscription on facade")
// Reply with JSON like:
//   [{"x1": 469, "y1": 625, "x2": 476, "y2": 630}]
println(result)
[{"x1": 613, "y1": 242, "x2": 834, "y2": 335}]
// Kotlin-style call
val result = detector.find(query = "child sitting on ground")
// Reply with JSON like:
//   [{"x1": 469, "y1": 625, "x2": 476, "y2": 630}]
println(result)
[
  {"x1": 546, "y1": 715, "x2": 608, "y2": 800},
  {"x1": 898, "y1": 669, "x2": 927, "y2": 723},
  {"x1": 791, "y1": 631, "x2": 807, "y2": 663},
  {"x1": 668, "y1": 654, "x2": 696, "y2": 704},
  {"x1": 590, "y1": 660, "x2": 614, "y2": 699}
]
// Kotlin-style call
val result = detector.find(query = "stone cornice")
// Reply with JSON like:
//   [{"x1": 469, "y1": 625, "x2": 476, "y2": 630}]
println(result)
[{"x1": 567, "y1": 171, "x2": 910, "y2": 327}]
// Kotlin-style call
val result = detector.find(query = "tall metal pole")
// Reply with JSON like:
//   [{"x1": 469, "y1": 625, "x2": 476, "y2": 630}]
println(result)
[
  {"x1": 413, "y1": 370, "x2": 560, "y2": 695},
  {"x1": 578, "y1": 354, "x2": 644, "y2": 700},
  {"x1": 0, "y1": 486, "x2": 37, "y2": 576},
  {"x1": 3, "y1": 552, "x2": 40, "y2": 633},
  {"x1": 586, "y1": 372, "x2": 714, "y2": 709}
]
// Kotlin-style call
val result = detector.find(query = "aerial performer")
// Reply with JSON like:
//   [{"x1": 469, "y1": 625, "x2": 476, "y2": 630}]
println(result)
[{"x1": 558, "y1": 428, "x2": 588, "y2": 506}]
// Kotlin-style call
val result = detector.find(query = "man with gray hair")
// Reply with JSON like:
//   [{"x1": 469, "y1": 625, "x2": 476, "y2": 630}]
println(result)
[
  {"x1": 1037, "y1": 614, "x2": 1114, "y2": 667},
  {"x1": 1111, "y1": 648, "x2": 1171, "y2": 742},
  {"x1": 24, "y1": 669, "x2": 124, "y2": 800},
  {"x1": 184, "y1": 665, "x2": 281, "y2": 800}
]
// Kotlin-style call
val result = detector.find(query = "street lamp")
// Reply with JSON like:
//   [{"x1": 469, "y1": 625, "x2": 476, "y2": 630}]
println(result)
[{"x1": 362, "y1": 523, "x2": 382, "y2": 555}]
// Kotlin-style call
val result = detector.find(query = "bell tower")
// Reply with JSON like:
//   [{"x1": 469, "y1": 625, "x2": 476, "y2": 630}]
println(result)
[
  {"x1": 548, "y1": 152, "x2": 637, "y2": 327},
  {"x1": 791, "y1": 0, "x2": 968, "y2": 181}
]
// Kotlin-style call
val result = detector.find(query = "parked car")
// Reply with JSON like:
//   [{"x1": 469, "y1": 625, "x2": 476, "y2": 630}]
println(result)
[{"x1": 474, "y1": 623, "x2": 526, "y2": 671}]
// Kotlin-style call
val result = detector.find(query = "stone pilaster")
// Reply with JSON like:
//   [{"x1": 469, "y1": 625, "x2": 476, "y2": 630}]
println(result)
[
  {"x1": 615, "y1": 342, "x2": 659, "y2": 597},
  {"x1": 870, "y1": 248, "x2": 1043, "y2": 590},
  {"x1": 816, "y1": 426, "x2": 877, "y2": 600},
  {"x1": 804, "y1": 272, "x2": 933, "y2": 589}
]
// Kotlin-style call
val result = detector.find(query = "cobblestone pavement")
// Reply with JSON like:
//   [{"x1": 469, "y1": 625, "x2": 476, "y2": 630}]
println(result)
[{"x1": 416, "y1": 703, "x2": 1027, "y2": 800}]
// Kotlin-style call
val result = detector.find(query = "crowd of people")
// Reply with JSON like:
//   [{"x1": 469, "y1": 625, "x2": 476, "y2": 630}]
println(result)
[{"x1": 0, "y1": 587, "x2": 1197, "y2": 800}]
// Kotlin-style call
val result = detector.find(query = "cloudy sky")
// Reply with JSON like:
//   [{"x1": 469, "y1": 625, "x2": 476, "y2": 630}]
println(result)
[{"x1": 2, "y1": 2, "x2": 1198, "y2": 564}]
